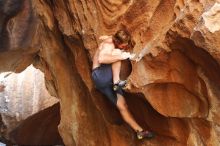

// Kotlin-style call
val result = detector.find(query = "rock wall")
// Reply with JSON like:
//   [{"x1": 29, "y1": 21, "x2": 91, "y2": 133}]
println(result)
[
  {"x1": 0, "y1": 0, "x2": 220, "y2": 145},
  {"x1": 9, "y1": 103, "x2": 64, "y2": 145},
  {"x1": 0, "y1": 65, "x2": 58, "y2": 140}
]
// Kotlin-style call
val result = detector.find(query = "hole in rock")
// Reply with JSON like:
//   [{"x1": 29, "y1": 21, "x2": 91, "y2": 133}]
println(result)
[
  {"x1": 124, "y1": 92, "x2": 175, "y2": 137},
  {"x1": 0, "y1": 65, "x2": 63, "y2": 145},
  {"x1": 125, "y1": 92, "x2": 164, "y2": 131}
]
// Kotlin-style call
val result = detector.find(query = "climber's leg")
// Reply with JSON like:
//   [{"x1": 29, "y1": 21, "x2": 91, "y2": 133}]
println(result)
[
  {"x1": 116, "y1": 94, "x2": 143, "y2": 131},
  {"x1": 116, "y1": 94, "x2": 155, "y2": 139},
  {"x1": 112, "y1": 61, "x2": 127, "y2": 92}
]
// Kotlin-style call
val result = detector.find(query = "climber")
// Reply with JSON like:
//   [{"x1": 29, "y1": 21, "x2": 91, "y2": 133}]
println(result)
[{"x1": 92, "y1": 29, "x2": 154, "y2": 139}]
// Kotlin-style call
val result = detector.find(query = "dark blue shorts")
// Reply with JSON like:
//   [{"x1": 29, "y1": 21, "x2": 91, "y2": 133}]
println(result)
[{"x1": 92, "y1": 64, "x2": 123, "y2": 105}]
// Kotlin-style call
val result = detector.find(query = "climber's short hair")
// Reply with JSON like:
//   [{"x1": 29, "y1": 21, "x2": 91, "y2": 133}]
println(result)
[{"x1": 112, "y1": 29, "x2": 135, "y2": 51}]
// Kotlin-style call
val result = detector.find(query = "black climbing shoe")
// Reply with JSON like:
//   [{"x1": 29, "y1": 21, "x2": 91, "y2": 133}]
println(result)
[
  {"x1": 113, "y1": 80, "x2": 127, "y2": 91},
  {"x1": 137, "y1": 130, "x2": 155, "y2": 140}
]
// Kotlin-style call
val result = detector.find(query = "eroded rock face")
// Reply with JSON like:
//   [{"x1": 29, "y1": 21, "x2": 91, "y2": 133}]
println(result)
[
  {"x1": 0, "y1": 65, "x2": 58, "y2": 140},
  {"x1": 0, "y1": 0, "x2": 220, "y2": 146},
  {"x1": 9, "y1": 103, "x2": 64, "y2": 145}
]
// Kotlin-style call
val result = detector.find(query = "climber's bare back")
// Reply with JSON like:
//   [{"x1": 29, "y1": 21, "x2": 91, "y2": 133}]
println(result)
[{"x1": 92, "y1": 37, "x2": 115, "y2": 69}]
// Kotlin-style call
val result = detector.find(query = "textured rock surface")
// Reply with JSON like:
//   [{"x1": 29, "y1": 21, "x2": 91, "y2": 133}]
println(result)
[
  {"x1": 0, "y1": 65, "x2": 58, "y2": 140},
  {"x1": 9, "y1": 103, "x2": 64, "y2": 145},
  {"x1": 0, "y1": 0, "x2": 220, "y2": 145}
]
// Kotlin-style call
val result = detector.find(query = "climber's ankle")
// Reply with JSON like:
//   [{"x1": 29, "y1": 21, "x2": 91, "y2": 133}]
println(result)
[{"x1": 113, "y1": 80, "x2": 127, "y2": 91}]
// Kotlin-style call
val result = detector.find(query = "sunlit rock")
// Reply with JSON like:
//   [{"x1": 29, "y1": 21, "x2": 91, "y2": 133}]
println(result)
[{"x1": 0, "y1": 65, "x2": 58, "y2": 140}]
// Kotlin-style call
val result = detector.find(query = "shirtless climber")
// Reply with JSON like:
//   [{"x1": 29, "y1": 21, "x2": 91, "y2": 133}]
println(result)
[{"x1": 92, "y1": 29, "x2": 154, "y2": 139}]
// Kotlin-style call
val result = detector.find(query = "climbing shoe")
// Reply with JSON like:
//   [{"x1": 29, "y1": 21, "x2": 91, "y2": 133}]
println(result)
[
  {"x1": 137, "y1": 130, "x2": 155, "y2": 140},
  {"x1": 113, "y1": 80, "x2": 127, "y2": 91}
]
